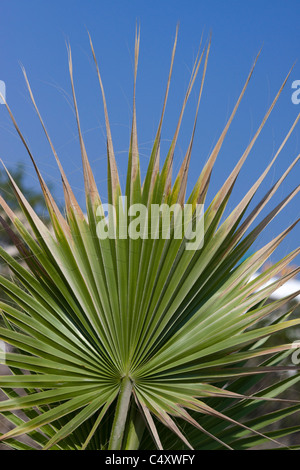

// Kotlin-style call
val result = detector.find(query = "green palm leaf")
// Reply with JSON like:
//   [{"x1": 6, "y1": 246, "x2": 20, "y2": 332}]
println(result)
[{"x1": 0, "y1": 28, "x2": 299, "y2": 450}]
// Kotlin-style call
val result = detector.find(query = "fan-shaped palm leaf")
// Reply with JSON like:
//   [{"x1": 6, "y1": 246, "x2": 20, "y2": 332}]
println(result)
[{"x1": 0, "y1": 28, "x2": 299, "y2": 450}]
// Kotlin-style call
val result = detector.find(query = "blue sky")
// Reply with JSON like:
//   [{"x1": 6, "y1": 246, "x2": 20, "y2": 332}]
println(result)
[{"x1": 0, "y1": 0, "x2": 299, "y2": 267}]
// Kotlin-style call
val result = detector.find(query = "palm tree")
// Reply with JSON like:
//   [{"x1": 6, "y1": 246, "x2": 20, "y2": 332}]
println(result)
[{"x1": 0, "y1": 27, "x2": 299, "y2": 450}]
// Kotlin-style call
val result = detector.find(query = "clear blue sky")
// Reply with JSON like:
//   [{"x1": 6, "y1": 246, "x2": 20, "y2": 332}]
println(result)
[{"x1": 0, "y1": 0, "x2": 299, "y2": 267}]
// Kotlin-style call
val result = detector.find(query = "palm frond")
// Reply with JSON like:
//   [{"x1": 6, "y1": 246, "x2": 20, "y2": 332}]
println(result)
[{"x1": 0, "y1": 28, "x2": 299, "y2": 450}]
